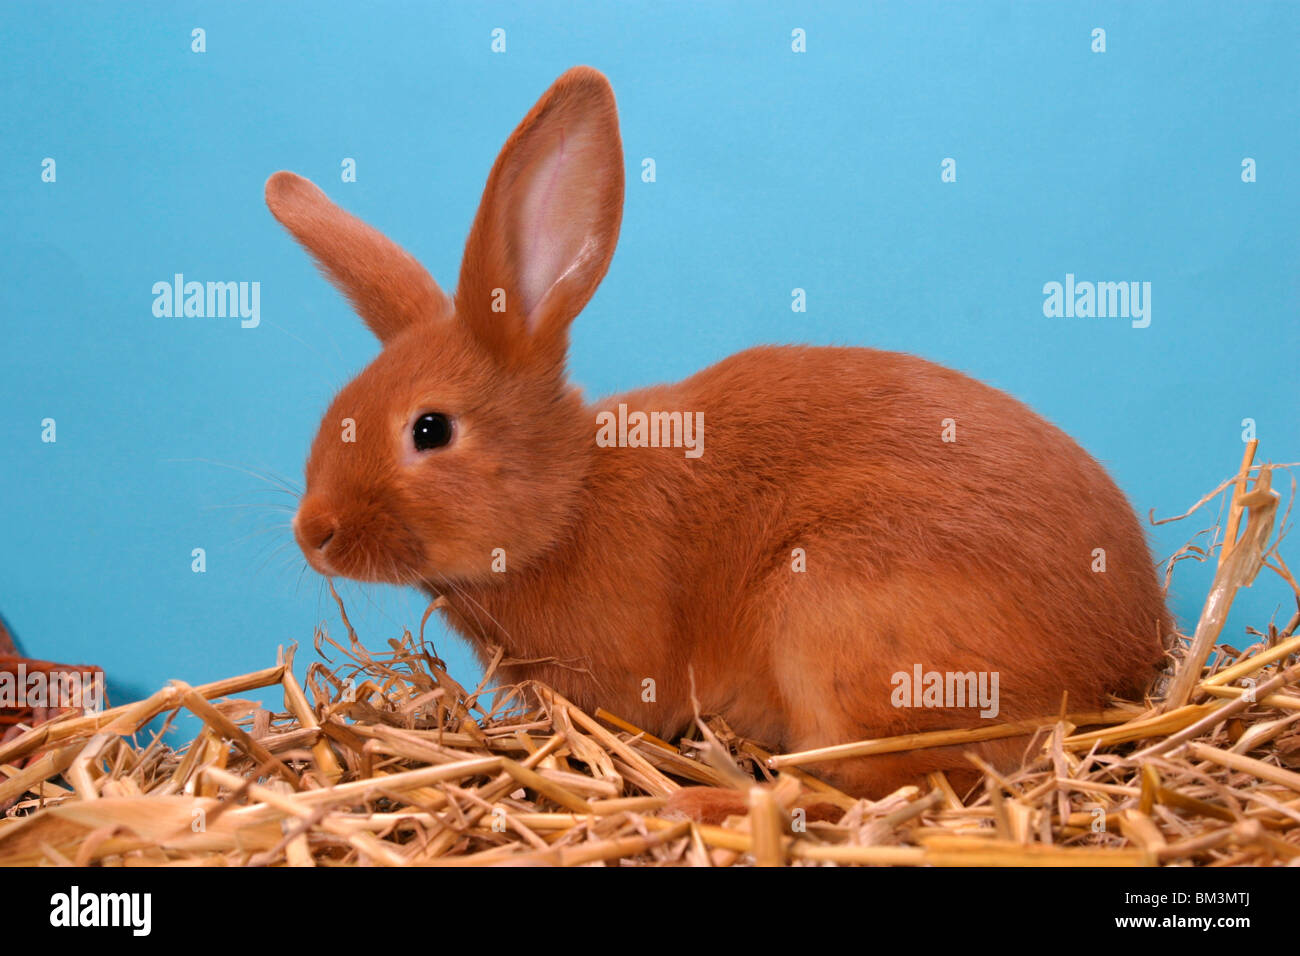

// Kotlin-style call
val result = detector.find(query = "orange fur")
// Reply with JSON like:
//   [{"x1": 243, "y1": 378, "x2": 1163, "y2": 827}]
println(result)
[{"x1": 268, "y1": 67, "x2": 1170, "y2": 799}]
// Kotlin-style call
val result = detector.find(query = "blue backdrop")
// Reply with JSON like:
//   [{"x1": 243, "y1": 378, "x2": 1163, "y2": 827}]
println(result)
[{"x1": 2, "y1": 2, "x2": 1296, "y2": 715}]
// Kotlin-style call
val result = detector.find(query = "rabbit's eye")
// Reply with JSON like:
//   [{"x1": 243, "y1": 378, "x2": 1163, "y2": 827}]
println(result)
[{"x1": 412, "y1": 412, "x2": 453, "y2": 451}]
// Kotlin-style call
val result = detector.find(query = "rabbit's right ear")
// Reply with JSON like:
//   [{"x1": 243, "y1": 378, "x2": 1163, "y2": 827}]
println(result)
[{"x1": 455, "y1": 67, "x2": 624, "y2": 370}]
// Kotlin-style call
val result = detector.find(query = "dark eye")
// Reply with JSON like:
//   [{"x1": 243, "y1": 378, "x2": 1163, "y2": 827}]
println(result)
[{"x1": 412, "y1": 412, "x2": 453, "y2": 451}]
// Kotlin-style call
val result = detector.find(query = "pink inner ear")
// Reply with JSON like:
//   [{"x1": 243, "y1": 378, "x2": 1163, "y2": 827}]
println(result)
[{"x1": 511, "y1": 125, "x2": 602, "y2": 326}]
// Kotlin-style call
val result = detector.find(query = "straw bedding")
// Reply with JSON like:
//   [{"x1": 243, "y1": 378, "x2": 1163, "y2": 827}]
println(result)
[{"x1": 1, "y1": 443, "x2": 1297, "y2": 866}]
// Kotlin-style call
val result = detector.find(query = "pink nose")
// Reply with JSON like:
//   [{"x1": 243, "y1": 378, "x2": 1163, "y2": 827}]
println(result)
[{"x1": 294, "y1": 496, "x2": 340, "y2": 568}]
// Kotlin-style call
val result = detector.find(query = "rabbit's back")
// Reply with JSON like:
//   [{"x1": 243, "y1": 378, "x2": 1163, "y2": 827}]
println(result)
[{"x1": 669, "y1": 344, "x2": 1159, "y2": 604}]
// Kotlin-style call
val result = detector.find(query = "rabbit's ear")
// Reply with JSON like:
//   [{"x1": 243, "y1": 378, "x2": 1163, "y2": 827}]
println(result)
[
  {"x1": 456, "y1": 67, "x2": 624, "y2": 368},
  {"x1": 265, "y1": 171, "x2": 452, "y2": 343}
]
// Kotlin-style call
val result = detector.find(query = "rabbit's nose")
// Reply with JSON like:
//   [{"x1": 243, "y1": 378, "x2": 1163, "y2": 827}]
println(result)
[{"x1": 294, "y1": 497, "x2": 340, "y2": 567}]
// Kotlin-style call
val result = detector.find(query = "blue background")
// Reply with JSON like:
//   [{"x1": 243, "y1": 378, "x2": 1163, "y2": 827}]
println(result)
[{"x1": 2, "y1": 2, "x2": 1296, "y2": 717}]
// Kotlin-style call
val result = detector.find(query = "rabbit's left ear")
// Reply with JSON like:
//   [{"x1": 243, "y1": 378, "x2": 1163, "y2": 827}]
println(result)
[
  {"x1": 265, "y1": 171, "x2": 453, "y2": 343},
  {"x1": 456, "y1": 67, "x2": 624, "y2": 369}
]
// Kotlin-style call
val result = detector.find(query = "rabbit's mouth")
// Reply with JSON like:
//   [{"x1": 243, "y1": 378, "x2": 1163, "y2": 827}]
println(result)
[
  {"x1": 293, "y1": 494, "x2": 424, "y2": 585},
  {"x1": 299, "y1": 538, "x2": 423, "y2": 586},
  {"x1": 293, "y1": 501, "x2": 338, "y2": 574}
]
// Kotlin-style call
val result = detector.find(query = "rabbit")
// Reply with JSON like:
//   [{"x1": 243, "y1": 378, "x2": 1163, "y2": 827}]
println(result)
[{"x1": 267, "y1": 66, "x2": 1171, "y2": 805}]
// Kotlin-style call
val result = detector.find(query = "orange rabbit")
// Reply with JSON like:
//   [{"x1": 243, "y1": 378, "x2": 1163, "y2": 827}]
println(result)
[{"x1": 267, "y1": 67, "x2": 1170, "y2": 801}]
